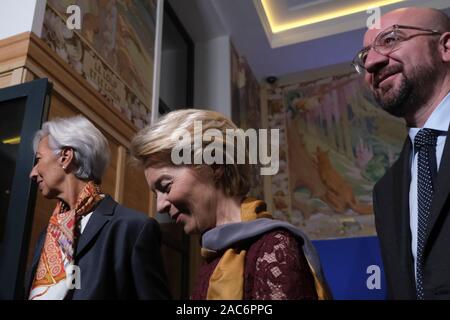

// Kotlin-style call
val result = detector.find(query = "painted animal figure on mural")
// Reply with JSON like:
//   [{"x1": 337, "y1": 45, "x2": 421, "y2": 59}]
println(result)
[
  {"x1": 315, "y1": 147, "x2": 372, "y2": 215},
  {"x1": 286, "y1": 111, "x2": 327, "y2": 200},
  {"x1": 286, "y1": 109, "x2": 372, "y2": 217}
]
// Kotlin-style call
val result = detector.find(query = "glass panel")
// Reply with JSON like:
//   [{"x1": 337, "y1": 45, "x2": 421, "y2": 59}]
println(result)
[
  {"x1": 0, "y1": 79, "x2": 50, "y2": 299},
  {"x1": 0, "y1": 98, "x2": 26, "y2": 242}
]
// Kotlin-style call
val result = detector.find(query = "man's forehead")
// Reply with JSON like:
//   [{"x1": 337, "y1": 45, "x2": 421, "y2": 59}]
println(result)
[
  {"x1": 363, "y1": 9, "x2": 433, "y2": 45},
  {"x1": 363, "y1": 28, "x2": 381, "y2": 46}
]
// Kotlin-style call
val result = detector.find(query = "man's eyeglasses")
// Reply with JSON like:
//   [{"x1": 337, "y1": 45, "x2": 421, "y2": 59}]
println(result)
[{"x1": 352, "y1": 24, "x2": 443, "y2": 74}]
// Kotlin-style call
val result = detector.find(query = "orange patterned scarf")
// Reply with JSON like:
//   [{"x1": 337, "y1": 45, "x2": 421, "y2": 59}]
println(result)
[{"x1": 30, "y1": 181, "x2": 104, "y2": 298}]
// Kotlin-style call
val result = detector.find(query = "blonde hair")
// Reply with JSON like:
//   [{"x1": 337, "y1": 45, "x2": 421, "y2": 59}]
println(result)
[{"x1": 130, "y1": 109, "x2": 250, "y2": 198}]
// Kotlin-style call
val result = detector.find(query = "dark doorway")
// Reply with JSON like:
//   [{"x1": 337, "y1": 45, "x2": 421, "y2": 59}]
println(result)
[{"x1": 0, "y1": 78, "x2": 51, "y2": 299}]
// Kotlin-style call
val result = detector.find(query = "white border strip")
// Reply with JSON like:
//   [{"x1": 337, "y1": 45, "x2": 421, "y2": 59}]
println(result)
[{"x1": 151, "y1": 0, "x2": 165, "y2": 124}]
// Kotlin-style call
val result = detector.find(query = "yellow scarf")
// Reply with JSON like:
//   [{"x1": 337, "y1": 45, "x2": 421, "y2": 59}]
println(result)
[{"x1": 204, "y1": 198, "x2": 331, "y2": 300}]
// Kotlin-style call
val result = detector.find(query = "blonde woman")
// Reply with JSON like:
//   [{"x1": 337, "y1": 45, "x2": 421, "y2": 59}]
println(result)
[{"x1": 131, "y1": 109, "x2": 330, "y2": 300}]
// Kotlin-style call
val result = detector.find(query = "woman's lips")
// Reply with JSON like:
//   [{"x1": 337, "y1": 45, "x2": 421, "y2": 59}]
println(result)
[
  {"x1": 171, "y1": 208, "x2": 190, "y2": 224},
  {"x1": 172, "y1": 212, "x2": 181, "y2": 223}
]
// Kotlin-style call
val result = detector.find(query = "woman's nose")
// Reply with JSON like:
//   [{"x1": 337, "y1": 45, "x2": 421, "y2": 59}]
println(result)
[
  {"x1": 29, "y1": 165, "x2": 38, "y2": 180},
  {"x1": 156, "y1": 194, "x2": 171, "y2": 214}
]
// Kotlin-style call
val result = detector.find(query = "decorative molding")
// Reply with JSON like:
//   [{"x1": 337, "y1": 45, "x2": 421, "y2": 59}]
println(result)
[
  {"x1": 0, "y1": 31, "x2": 142, "y2": 148},
  {"x1": 10, "y1": 67, "x2": 26, "y2": 85},
  {"x1": 0, "y1": 33, "x2": 29, "y2": 74},
  {"x1": 254, "y1": 0, "x2": 450, "y2": 48}
]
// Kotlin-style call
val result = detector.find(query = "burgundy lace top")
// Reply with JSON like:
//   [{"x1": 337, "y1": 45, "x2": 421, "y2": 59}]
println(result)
[{"x1": 191, "y1": 229, "x2": 318, "y2": 300}]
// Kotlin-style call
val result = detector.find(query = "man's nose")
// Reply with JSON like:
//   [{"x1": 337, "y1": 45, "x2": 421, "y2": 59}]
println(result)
[{"x1": 364, "y1": 47, "x2": 389, "y2": 74}]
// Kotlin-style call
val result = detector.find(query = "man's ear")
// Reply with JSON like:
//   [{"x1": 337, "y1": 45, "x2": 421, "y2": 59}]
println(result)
[
  {"x1": 440, "y1": 32, "x2": 450, "y2": 62},
  {"x1": 59, "y1": 147, "x2": 75, "y2": 169}
]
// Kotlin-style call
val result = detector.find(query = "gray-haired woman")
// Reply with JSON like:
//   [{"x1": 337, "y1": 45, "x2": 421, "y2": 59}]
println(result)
[{"x1": 26, "y1": 115, "x2": 170, "y2": 300}]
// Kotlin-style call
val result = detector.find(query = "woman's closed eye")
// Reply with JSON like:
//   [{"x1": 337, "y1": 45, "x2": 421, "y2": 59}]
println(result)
[{"x1": 157, "y1": 180, "x2": 172, "y2": 193}]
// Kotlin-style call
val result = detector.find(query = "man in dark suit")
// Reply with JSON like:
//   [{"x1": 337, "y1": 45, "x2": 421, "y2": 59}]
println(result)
[
  {"x1": 25, "y1": 195, "x2": 171, "y2": 300},
  {"x1": 352, "y1": 7, "x2": 450, "y2": 299}
]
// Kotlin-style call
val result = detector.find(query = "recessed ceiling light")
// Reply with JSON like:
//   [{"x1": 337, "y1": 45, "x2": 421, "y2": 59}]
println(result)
[{"x1": 261, "y1": 0, "x2": 405, "y2": 33}]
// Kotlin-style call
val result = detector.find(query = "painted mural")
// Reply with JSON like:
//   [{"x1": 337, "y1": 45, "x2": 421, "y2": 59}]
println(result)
[
  {"x1": 267, "y1": 72, "x2": 406, "y2": 239},
  {"x1": 42, "y1": 0, "x2": 157, "y2": 128},
  {"x1": 230, "y1": 44, "x2": 264, "y2": 199}
]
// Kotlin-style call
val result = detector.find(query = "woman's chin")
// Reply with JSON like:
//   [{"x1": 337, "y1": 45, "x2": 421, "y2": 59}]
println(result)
[
  {"x1": 42, "y1": 193, "x2": 52, "y2": 199},
  {"x1": 183, "y1": 225, "x2": 192, "y2": 234},
  {"x1": 183, "y1": 224, "x2": 198, "y2": 235},
  {"x1": 38, "y1": 188, "x2": 47, "y2": 197},
  {"x1": 40, "y1": 189, "x2": 56, "y2": 199}
]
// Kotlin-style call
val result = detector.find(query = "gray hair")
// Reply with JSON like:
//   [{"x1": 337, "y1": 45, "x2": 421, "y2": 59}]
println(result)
[{"x1": 33, "y1": 115, "x2": 110, "y2": 183}]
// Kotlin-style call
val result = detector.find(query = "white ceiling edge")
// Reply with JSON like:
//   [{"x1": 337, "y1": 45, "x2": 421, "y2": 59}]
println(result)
[
  {"x1": 288, "y1": 0, "x2": 335, "y2": 12},
  {"x1": 254, "y1": 0, "x2": 450, "y2": 49},
  {"x1": 253, "y1": 0, "x2": 274, "y2": 47}
]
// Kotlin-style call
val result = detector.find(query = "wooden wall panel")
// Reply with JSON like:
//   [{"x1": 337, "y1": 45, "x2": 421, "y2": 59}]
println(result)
[
  {"x1": 101, "y1": 138, "x2": 118, "y2": 197},
  {"x1": 0, "y1": 72, "x2": 12, "y2": 89},
  {"x1": 0, "y1": 33, "x2": 29, "y2": 76},
  {"x1": 122, "y1": 155, "x2": 150, "y2": 214},
  {"x1": 48, "y1": 93, "x2": 78, "y2": 119}
]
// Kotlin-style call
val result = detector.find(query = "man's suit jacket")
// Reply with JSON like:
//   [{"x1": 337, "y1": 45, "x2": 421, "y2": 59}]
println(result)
[
  {"x1": 373, "y1": 127, "x2": 450, "y2": 299},
  {"x1": 25, "y1": 195, "x2": 171, "y2": 300}
]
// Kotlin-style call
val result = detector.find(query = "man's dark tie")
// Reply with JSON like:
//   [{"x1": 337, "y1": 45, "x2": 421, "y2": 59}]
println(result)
[{"x1": 414, "y1": 128, "x2": 438, "y2": 300}]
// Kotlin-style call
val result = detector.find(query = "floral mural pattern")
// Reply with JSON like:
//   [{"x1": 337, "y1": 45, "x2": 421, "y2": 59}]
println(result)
[
  {"x1": 230, "y1": 44, "x2": 264, "y2": 199},
  {"x1": 267, "y1": 72, "x2": 406, "y2": 239}
]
